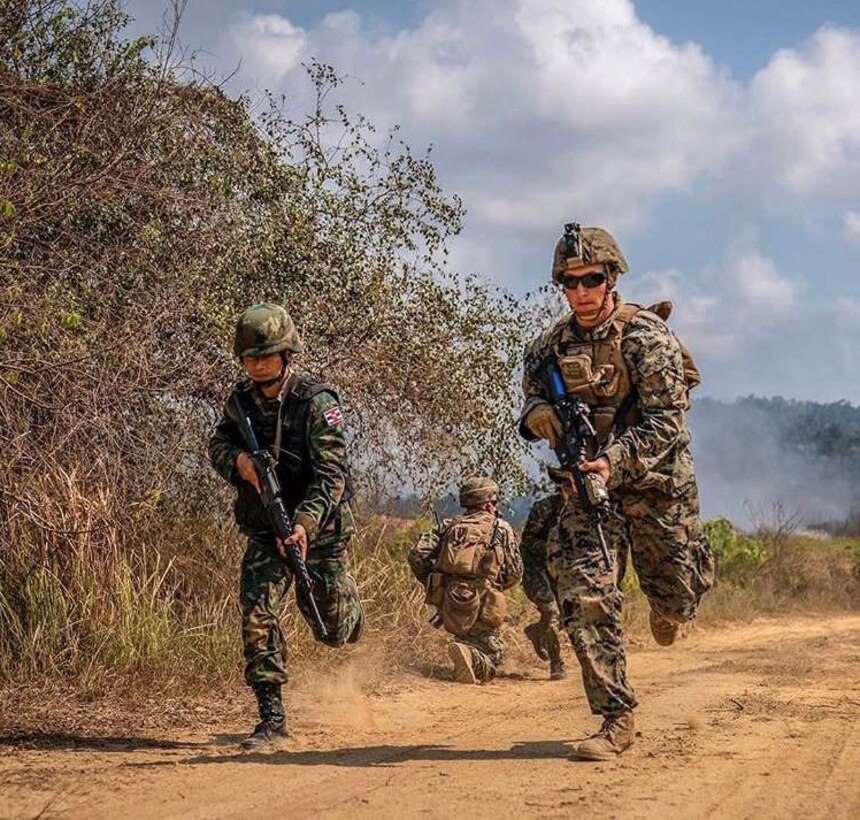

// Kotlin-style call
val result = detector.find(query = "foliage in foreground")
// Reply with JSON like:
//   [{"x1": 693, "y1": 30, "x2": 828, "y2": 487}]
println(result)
[{"x1": 1, "y1": 511, "x2": 857, "y2": 693}]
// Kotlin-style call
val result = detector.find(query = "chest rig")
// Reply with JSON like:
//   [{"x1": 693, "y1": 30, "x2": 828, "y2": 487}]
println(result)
[
  {"x1": 241, "y1": 374, "x2": 354, "y2": 514},
  {"x1": 555, "y1": 303, "x2": 642, "y2": 443}
]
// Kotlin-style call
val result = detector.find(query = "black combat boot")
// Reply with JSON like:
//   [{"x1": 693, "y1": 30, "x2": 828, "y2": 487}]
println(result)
[{"x1": 240, "y1": 682, "x2": 288, "y2": 750}]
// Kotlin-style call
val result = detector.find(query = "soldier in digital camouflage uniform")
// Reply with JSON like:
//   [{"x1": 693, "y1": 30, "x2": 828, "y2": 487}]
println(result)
[
  {"x1": 209, "y1": 303, "x2": 364, "y2": 749},
  {"x1": 519, "y1": 224, "x2": 715, "y2": 760},
  {"x1": 520, "y1": 493, "x2": 568, "y2": 680},
  {"x1": 408, "y1": 478, "x2": 523, "y2": 684}
]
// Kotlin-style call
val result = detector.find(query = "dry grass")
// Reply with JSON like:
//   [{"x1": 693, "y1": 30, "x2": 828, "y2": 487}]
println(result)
[{"x1": 2, "y1": 499, "x2": 858, "y2": 705}]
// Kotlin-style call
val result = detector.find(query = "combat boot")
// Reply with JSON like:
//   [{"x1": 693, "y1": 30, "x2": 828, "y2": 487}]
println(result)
[
  {"x1": 241, "y1": 682, "x2": 288, "y2": 750},
  {"x1": 449, "y1": 641, "x2": 477, "y2": 685},
  {"x1": 573, "y1": 711, "x2": 635, "y2": 761},
  {"x1": 524, "y1": 621, "x2": 549, "y2": 661},
  {"x1": 544, "y1": 625, "x2": 567, "y2": 680},
  {"x1": 346, "y1": 575, "x2": 365, "y2": 645},
  {"x1": 650, "y1": 609, "x2": 679, "y2": 647}
]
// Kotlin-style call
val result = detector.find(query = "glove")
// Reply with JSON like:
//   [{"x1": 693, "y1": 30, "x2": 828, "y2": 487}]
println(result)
[{"x1": 525, "y1": 404, "x2": 563, "y2": 448}]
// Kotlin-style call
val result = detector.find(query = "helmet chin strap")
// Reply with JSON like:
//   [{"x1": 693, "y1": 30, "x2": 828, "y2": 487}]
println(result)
[{"x1": 251, "y1": 353, "x2": 290, "y2": 390}]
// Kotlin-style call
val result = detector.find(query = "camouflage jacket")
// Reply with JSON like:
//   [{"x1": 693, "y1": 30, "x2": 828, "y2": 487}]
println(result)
[
  {"x1": 520, "y1": 297, "x2": 694, "y2": 493},
  {"x1": 408, "y1": 513, "x2": 523, "y2": 590},
  {"x1": 208, "y1": 371, "x2": 354, "y2": 548}
]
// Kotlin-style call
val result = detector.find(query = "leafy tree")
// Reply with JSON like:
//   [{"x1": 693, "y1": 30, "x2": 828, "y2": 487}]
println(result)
[{"x1": 0, "y1": 1, "x2": 535, "y2": 572}]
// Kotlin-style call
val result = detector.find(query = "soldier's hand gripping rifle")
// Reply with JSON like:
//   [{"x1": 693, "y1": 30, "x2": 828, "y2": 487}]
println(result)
[
  {"x1": 229, "y1": 392, "x2": 328, "y2": 641},
  {"x1": 544, "y1": 363, "x2": 613, "y2": 570}
]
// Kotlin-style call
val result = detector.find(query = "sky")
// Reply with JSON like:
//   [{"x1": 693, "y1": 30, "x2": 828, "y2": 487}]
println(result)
[{"x1": 125, "y1": 0, "x2": 860, "y2": 404}]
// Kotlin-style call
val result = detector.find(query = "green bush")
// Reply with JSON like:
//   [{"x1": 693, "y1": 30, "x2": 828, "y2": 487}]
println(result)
[{"x1": 704, "y1": 517, "x2": 767, "y2": 581}]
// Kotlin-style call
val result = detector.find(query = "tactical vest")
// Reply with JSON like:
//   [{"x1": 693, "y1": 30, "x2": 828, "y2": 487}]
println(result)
[
  {"x1": 231, "y1": 374, "x2": 353, "y2": 533},
  {"x1": 555, "y1": 301, "x2": 700, "y2": 443}
]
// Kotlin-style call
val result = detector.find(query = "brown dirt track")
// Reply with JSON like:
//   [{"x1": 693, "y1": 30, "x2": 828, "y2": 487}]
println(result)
[{"x1": 2, "y1": 614, "x2": 859, "y2": 819}]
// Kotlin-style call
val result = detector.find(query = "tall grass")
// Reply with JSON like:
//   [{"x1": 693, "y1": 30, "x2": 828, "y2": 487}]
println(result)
[{"x1": 2, "y1": 481, "x2": 858, "y2": 696}]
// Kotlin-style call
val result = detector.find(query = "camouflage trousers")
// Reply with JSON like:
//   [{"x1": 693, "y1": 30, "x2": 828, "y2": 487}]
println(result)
[
  {"x1": 521, "y1": 563, "x2": 564, "y2": 654},
  {"x1": 547, "y1": 479, "x2": 714, "y2": 716},
  {"x1": 455, "y1": 621, "x2": 505, "y2": 682},
  {"x1": 522, "y1": 561, "x2": 560, "y2": 616},
  {"x1": 240, "y1": 533, "x2": 363, "y2": 687}
]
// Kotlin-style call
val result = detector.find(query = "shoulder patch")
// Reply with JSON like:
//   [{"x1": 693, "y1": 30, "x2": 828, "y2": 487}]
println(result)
[{"x1": 323, "y1": 405, "x2": 344, "y2": 427}]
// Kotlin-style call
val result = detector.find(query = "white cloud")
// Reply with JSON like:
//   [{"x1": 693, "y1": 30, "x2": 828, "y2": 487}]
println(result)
[
  {"x1": 731, "y1": 251, "x2": 799, "y2": 315},
  {"x1": 230, "y1": 13, "x2": 306, "y2": 83},
  {"x1": 227, "y1": 0, "x2": 741, "y2": 234},
  {"x1": 843, "y1": 210, "x2": 860, "y2": 240},
  {"x1": 624, "y1": 268, "x2": 737, "y2": 356},
  {"x1": 833, "y1": 296, "x2": 860, "y2": 320},
  {"x1": 745, "y1": 26, "x2": 860, "y2": 205},
  {"x1": 624, "y1": 249, "x2": 799, "y2": 361},
  {"x1": 194, "y1": 4, "x2": 860, "y2": 242}
]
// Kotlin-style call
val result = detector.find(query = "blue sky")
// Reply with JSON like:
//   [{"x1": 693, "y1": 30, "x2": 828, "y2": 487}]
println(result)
[{"x1": 127, "y1": 0, "x2": 860, "y2": 403}]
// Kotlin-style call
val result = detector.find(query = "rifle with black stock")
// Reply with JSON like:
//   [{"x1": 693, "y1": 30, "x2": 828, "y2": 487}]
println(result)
[
  {"x1": 229, "y1": 391, "x2": 328, "y2": 641},
  {"x1": 543, "y1": 361, "x2": 613, "y2": 570}
]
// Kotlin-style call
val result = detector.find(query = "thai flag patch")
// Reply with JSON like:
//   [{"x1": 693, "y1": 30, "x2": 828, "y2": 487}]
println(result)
[{"x1": 323, "y1": 405, "x2": 343, "y2": 427}]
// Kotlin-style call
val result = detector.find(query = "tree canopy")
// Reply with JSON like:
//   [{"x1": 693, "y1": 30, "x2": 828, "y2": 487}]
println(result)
[{"x1": 1, "y1": 1, "x2": 538, "y2": 557}]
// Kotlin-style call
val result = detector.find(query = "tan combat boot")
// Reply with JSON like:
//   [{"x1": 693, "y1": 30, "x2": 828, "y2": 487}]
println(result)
[
  {"x1": 573, "y1": 711, "x2": 635, "y2": 761},
  {"x1": 649, "y1": 609, "x2": 679, "y2": 647},
  {"x1": 449, "y1": 642, "x2": 478, "y2": 684}
]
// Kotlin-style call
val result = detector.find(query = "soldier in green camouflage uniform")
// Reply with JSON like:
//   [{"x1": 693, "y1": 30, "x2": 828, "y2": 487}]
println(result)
[
  {"x1": 520, "y1": 493, "x2": 567, "y2": 680},
  {"x1": 209, "y1": 304, "x2": 363, "y2": 749},
  {"x1": 408, "y1": 478, "x2": 523, "y2": 684},
  {"x1": 519, "y1": 225, "x2": 714, "y2": 760}
]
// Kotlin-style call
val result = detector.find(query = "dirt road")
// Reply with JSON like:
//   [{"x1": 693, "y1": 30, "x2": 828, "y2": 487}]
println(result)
[{"x1": 2, "y1": 614, "x2": 859, "y2": 819}]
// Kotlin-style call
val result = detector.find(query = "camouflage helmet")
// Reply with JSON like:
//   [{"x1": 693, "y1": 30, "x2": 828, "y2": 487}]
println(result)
[
  {"x1": 233, "y1": 303, "x2": 303, "y2": 358},
  {"x1": 459, "y1": 477, "x2": 499, "y2": 508},
  {"x1": 551, "y1": 223, "x2": 629, "y2": 284}
]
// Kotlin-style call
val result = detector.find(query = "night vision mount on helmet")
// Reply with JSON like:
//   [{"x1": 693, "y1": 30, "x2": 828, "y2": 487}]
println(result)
[{"x1": 551, "y1": 223, "x2": 630, "y2": 285}]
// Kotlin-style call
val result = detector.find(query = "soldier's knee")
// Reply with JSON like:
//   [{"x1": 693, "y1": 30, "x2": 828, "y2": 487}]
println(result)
[{"x1": 560, "y1": 587, "x2": 622, "y2": 629}]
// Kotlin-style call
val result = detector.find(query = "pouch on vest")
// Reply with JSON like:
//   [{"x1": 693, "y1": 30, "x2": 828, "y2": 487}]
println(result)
[
  {"x1": 558, "y1": 353, "x2": 595, "y2": 393},
  {"x1": 425, "y1": 572, "x2": 445, "y2": 607},
  {"x1": 441, "y1": 580, "x2": 482, "y2": 636},
  {"x1": 435, "y1": 518, "x2": 495, "y2": 578},
  {"x1": 479, "y1": 587, "x2": 508, "y2": 628}
]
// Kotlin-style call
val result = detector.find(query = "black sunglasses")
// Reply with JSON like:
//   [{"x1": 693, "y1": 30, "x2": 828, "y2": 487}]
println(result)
[{"x1": 561, "y1": 271, "x2": 607, "y2": 291}]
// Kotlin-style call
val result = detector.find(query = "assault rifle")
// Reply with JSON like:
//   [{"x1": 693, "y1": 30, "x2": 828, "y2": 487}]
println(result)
[
  {"x1": 544, "y1": 362, "x2": 613, "y2": 570},
  {"x1": 229, "y1": 392, "x2": 328, "y2": 641}
]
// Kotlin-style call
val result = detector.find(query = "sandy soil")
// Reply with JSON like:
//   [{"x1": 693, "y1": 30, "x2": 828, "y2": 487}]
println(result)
[{"x1": 2, "y1": 614, "x2": 859, "y2": 819}]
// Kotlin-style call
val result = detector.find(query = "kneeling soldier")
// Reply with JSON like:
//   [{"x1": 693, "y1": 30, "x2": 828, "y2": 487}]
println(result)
[{"x1": 409, "y1": 478, "x2": 522, "y2": 683}]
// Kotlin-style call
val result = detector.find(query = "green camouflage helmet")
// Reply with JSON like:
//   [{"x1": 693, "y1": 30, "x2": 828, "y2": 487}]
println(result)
[
  {"x1": 459, "y1": 477, "x2": 499, "y2": 508},
  {"x1": 233, "y1": 303, "x2": 303, "y2": 358},
  {"x1": 551, "y1": 224, "x2": 629, "y2": 284}
]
